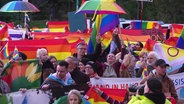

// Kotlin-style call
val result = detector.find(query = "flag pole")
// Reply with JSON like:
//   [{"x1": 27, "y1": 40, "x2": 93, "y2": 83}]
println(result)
[{"x1": 0, "y1": 42, "x2": 8, "y2": 54}]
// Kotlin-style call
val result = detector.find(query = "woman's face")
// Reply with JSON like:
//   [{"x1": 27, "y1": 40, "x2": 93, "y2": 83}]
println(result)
[
  {"x1": 68, "y1": 94, "x2": 80, "y2": 104},
  {"x1": 79, "y1": 62, "x2": 85, "y2": 72},
  {"x1": 50, "y1": 58, "x2": 57, "y2": 69}
]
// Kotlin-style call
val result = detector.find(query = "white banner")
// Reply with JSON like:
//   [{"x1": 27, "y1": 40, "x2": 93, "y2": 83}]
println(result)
[
  {"x1": 2, "y1": 89, "x2": 51, "y2": 104},
  {"x1": 91, "y1": 72, "x2": 184, "y2": 100}
]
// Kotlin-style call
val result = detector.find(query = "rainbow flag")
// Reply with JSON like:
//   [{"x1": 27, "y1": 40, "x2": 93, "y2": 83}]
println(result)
[
  {"x1": 141, "y1": 67, "x2": 148, "y2": 79},
  {"x1": 130, "y1": 21, "x2": 159, "y2": 29},
  {"x1": 87, "y1": 14, "x2": 119, "y2": 54},
  {"x1": 172, "y1": 24, "x2": 183, "y2": 37},
  {"x1": 99, "y1": 14, "x2": 119, "y2": 35},
  {"x1": 0, "y1": 25, "x2": 8, "y2": 40},
  {"x1": 153, "y1": 43, "x2": 184, "y2": 74},
  {"x1": 164, "y1": 37, "x2": 178, "y2": 47},
  {"x1": 176, "y1": 28, "x2": 184, "y2": 49},
  {"x1": 87, "y1": 14, "x2": 103, "y2": 54},
  {"x1": 3, "y1": 43, "x2": 9, "y2": 59},
  {"x1": 47, "y1": 21, "x2": 69, "y2": 32},
  {"x1": 0, "y1": 39, "x2": 71, "y2": 60},
  {"x1": 84, "y1": 87, "x2": 126, "y2": 104},
  {"x1": 13, "y1": 46, "x2": 19, "y2": 60}
]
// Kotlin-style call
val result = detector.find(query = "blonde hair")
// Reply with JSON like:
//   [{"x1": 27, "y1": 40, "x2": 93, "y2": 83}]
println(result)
[
  {"x1": 122, "y1": 53, "x2": 135, "y2": 67},
  {"x1": 36, "y1": 48, "x2": 48, "y2": 58},
  {"x1": 67, "y1": 89, "x2": 82, "y2": 104}
]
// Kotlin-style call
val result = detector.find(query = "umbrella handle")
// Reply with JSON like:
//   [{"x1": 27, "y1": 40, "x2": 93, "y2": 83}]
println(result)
[{"x1": 92, "y1": 4, "x2": 101, "y2": 21}]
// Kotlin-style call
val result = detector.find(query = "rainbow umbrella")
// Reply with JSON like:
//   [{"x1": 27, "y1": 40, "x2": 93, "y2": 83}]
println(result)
[
  {"x1": 76, "y1": 0, "x2": 126, "y2": 14},
  {"x1": 0, "y1": 1, "x2": 39, "y2": 12}
]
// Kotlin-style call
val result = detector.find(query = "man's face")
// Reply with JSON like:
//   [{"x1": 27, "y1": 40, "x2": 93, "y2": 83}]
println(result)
[
  {"x1": 147, "y1": 55, "x2": 157, "y2": 66},
  {"x1": 107, "y1": 54, "x2": 116, "y2": 64},
  {"x1": 77, "y1": 45, "x2": 86, "y2": 56},
  {"x1": 135, "y1": 42, "x2": 142, "y2": 51},
  {"x1": 155, "y1": 65, "x2": 167, "y2": 77},
  {"x1": 85, "y1": 64, "x2": 94, "y2": 76},
  {"x1": 56, "y1": 65, "x2": 68, "y2": 79},
  {"x1": 65, "y1": 58, "x2": 74, "y2": 72}
]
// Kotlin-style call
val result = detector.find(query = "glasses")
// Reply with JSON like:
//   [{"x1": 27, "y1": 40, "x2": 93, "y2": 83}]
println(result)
[{"x1": 78, "y1": 48, "x2": 86, "y2": 50}]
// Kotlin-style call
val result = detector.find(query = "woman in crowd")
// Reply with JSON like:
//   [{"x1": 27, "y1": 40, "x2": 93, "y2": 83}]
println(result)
[
  {"x1": 120, "y1": 53, "x2": 136, "y2": 78},
  {"x1": 78, "y1": 58, "x2": 89, "y2": 73},
  {"x1": 53, "y1": 89, "x2": 88, "y2": 104},
  {"x1": 67, "y1": 89, "x2": 82, "y2": 104},
  {"x1": 49, "y1": 55, "x2": 58, "y2": 70}
]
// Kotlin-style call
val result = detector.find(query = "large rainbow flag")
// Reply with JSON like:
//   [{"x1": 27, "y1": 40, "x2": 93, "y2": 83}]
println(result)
[{"x1": 0, "y1": 39, "x2": 71, "y2": 60}]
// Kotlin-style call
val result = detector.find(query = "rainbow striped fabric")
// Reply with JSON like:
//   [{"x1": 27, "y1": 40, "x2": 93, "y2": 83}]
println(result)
[
  {"x1": 172, "y1": 24, "x2": 184, "y2": 37},
  {"x1": 130, "y1": 21, "x2": 159, "y2": 29},
  {"x1": 141, "y1": 67, "x2": 148, "y2": 79},
  {"x1": 3, "y1": 43, "x2": 9, "y2": 59},
  {"x1": 13, "y1": 46, "x2": 19, "y2": 60},
  {"x1": 176, "y1": 28, "x2": 184, "y2": 49},
  {"x1": 84, "y1": 87, "x2": 126, "y2": 104}
]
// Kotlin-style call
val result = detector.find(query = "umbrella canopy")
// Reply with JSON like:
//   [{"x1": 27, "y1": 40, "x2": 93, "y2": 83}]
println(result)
[
  {"x1": 0, "y1": 1, "x2": 39, "y2": 12},
  {"x1": 76, "y1": 0, "x2": 126, "y2": 14}
]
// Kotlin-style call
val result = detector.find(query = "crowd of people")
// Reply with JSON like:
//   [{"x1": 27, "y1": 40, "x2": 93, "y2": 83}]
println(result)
[{"x1": 1, "y1": 27, "x2": 184, "y2": 104}]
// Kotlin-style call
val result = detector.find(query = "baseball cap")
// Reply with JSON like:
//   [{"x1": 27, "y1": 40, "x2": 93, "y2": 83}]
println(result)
[{"x1": 154, "y1": 59, "x2": 169, "y2": 67}]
